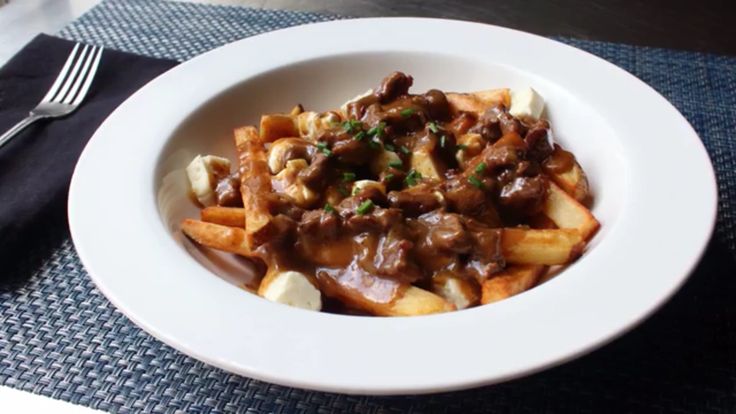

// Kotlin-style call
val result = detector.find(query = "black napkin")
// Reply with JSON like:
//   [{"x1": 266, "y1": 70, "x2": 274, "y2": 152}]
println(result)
[{"x1": 0, "y1": 34, "x2": 177, "y2": 278}]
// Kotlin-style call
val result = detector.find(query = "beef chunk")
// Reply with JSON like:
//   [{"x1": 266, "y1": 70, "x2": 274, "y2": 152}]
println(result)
[
  {"x1": 388, "y1": 186, "x2": 442, "y2": 216},
  {"x1": 499, "y1": 176, "x2": 548, "y2": 216},
  {"x1": 298, "y1": 153, "x2": 331, "y2": 190},
  {"x1": 375, "y1": 71, "x2": 413, "y2": 103},
  {"x1": 215, "y1": 171, "x2": 243, "y2": 207},
  {"x1": 419, "y1": 211, "x2": 472, "y2": 254},
  {"x1": 299, "y1": 209, "x2": 341, "y2": 240}
]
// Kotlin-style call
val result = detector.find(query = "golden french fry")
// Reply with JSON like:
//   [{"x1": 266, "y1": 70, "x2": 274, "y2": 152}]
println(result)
[
  {"x1": 181, "y1": 219, "x2": 252, "y2": 257},
  {"x1": 259, "y1": 114, "x2": 298, "y2": 142},
  {"x1": 542, "y1": 146, "x2": 590, "y2": 204},
  {"x1": 501, "y1": 228, "x2": 584, "y2": 265},
  {"x1": 317, "y1": 271, "x2": 454, "y2": 316},
  {"x1": 235, "y1": 126, "x2": 274, "y2": 246},
  {"x1": 290, "y1": 104, "x2": 304, "y2": 116},
  {"x1": 200, "y1": 206, "x2": 246, "y2": 228},
  {"x1": 481, "y1": 264, "x2": 547, "y2": 304},
  {"x1": 543, "y1": 182, "x2": 600, "y2": 241},
  {"x1": 446, "y1": 88, "x2": 510, "y2": 116}
]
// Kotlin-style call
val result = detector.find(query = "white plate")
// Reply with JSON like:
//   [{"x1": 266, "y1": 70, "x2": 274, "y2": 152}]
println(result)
[{"x1": 68, "y1": 18, "x2": 717, "y2": 395}]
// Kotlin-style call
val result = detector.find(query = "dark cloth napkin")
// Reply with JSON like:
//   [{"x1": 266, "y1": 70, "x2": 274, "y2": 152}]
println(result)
[{"x1": 0, "y1": 34, "x2": 177, "y2": 279}]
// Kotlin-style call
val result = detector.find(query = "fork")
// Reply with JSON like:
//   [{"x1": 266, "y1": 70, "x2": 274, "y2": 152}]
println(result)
[{"x1": 0, "y1": 43, "x2": 103, "y2": 150}]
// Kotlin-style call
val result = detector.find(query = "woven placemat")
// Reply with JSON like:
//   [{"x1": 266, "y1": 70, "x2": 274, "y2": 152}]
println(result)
[{"x1": 1, "y1": 0, "x2": 735, "y2": 412}]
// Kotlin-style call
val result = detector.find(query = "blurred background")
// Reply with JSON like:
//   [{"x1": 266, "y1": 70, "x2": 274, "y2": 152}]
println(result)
[{"x1": 2, "y1": 0, "x2": 734, "y2": 64}]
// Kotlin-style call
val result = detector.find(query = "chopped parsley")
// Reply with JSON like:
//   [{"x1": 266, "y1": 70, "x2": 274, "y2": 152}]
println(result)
[
  {"x1": 404, "y1": 169, "x2": 422, "y2": 186},
  {"x1": 400, "y1": 145, "x2": 410, "y2": 154},
  {"x1": 384, "y1": 143, "x2": 395, "y2": 152},
  {"x1": 356, "y1": 199, "x2": 374, "y2": 215},
  {"x1": 456, "y1": 143, "x2": 468, "y2": 151},
  {"x1": 388, "y1": 159, "x2": 403, "y2": 169},
  {"x1": 342, "y1": 171, "x2": 356, "y2": 182},
  {"x1": 353, "y1": 130, "x2": 366, "y2": 141},
  {"x1": 352, "y1": 185, "x2": 361, "y2": 196},
  {"x1": 385, "y1": 173, "x2": 395, "y2": 181},
  {"x1": 400, "y1": 108, "x2": 415, "y2": 117},
  {"x1": 474, "y1": 162, "x2": 487, "y2": 175},
  {"x1": 342, "y1": 119, "x2": 363, "y2": 133},
  {"x1": 324, "y1": 203, "x2": 335, "y2": 213},
  {"x1": 428, "y1": 121, "x2": 439, "y2": 133},
  {"x1": 368, "y1": 139, "x2": 381, "y2": 150},
  {"x1": 468, "y1": 175, "x2": 484, "y2": 189}
]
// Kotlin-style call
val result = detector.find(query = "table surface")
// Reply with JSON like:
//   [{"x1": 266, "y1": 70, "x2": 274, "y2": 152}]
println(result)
[{"x1": 0, "y1": 0, "x2": 732, "y2": 412}]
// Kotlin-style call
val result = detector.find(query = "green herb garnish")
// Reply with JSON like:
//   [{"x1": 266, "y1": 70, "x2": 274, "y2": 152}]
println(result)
[
  {"x1": 342, "y1": 119, "x2": 363, "y2": 133},
  {"x1": 385, "y1": 173, "x2": 395, "y2": 181},
  {"x1": 388, "y1": 160, "x2": 403, "y2": 169},
  {"x1": 324, "y1": 203, "x2": 335, "y2": 213},
  {"x1": 368, "y1": 139, "x2": 381, "y2": 150},
  {"x1": 428, "y1": 121, "x2": 439, "y2": 133},
  {"x1": 356, "y1": 200, "x2": 374, "y2": 215},
  {"x1": 384, "y1": 143, "x2": 395, "y2": 152},
  {"x1": 353, "y1": 130, "x2": 366, "y2": 141},
  {"x1": 400, "y1": 108, "x2": 415, "y2": 117},
  {"x1": 367, "y1": 121, "x2": 386, "y2": 137},
  {"x1": 468, "y1": 175, "x2": 484, "y2": 189},
  {"x1": 316, "y1": 141, "x2": 332, "y2": 157},
  {"x1": 404, "y1": 169, "x2": 422, "y2": 186},
  {"x1": 456, "y1": 143, "x2": 468, "y2": 151},
  {"x1": 440, "y1": 135, "x2": 447, "y2": 148},
  {"x1": 474, "y1": 162, "x2": 487, "y2": 175},
  {"x1": 342, "y1": 172, "x2": 356, "y2": 182},
  {"x1": 400, "y1": 146, "x2": 410, "y2": 154}
]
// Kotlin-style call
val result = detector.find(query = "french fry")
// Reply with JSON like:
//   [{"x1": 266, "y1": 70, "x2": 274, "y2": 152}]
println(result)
[
  {"x1": 446, "y1": 88, "x2": 510, "y2": 116},
  {"x1": 542, "y1": 146, "x2": 590, "y2": 204},
  {"x1": 235, "y1": 126, "x2": 274, "y2": 246},
  {"x1": 259, "y1": 114, "x2": 298, "y2": 142},
  {"x1": 181, "y1": 219, "x2": 252, "y2": 257},
  {"x1": 317, "y1": 271, "x2": 454, "y2": 316},
  {"x1": 501, "y1": 228, "x2": 584, "y2": 265},
  {"x1": 200, "y1": 206, "x2": 246, "y2": 227},
  {"x1": 480, "y1": 265, "x2": 547, "y2": 304},
  {"x1": 543, "y1": 182, "x2": 600, "y2": 241},
  {"x1": 290, "y1": 104, "x2": 304, "y2": 116}
]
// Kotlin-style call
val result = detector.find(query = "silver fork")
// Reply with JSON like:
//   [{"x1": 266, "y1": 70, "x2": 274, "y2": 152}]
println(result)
[{"x1": 0, "y1": 43, "x2": 103, "y2": 150}]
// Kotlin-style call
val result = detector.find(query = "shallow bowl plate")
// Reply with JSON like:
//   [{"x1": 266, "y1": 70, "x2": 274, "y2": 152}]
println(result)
[{"x1": 68, "y1": 18, "x2": 717, "y2": 395}]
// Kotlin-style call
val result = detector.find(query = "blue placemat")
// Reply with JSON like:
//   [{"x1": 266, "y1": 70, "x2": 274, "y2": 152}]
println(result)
[{"x1": 1, "y1": 0, "x2": 735, "y2": 412}]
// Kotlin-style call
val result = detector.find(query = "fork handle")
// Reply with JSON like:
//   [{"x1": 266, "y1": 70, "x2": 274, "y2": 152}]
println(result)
[{"x1": 0, "y1": 114, "x2": 44, "y2": 151}]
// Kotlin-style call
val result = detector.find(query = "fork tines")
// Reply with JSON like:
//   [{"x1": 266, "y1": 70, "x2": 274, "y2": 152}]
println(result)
[{"x1": 41, "y1": 43, "x2": 104, "y2": 106}]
